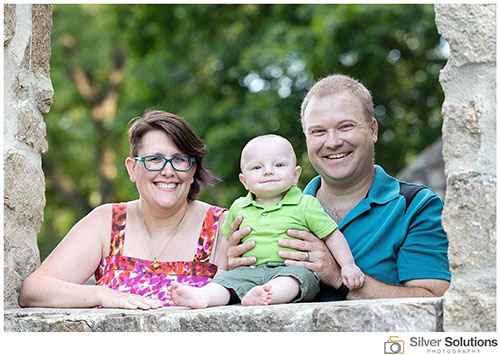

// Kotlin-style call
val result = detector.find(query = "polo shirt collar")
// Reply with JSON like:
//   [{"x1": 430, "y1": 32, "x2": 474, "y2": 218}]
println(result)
[
  {"x1": 240, "y1": 184, "x2": 303, "y2": 210},
  {"x1": 367, "y1": 165, "x2": 400, "y2": 205},
  {"x1": 303, "y1": 165, "x2": 400, "y2": 225}
]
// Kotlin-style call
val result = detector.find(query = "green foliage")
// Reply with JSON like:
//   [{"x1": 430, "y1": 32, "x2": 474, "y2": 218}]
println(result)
[{"x1": 40, "y1": 4, "x2": 446, "y2": 260}]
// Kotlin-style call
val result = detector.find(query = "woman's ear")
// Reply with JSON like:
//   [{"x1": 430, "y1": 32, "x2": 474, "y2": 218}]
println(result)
[
  {"x1": 125, "y1": 157, "x2": 137, "y2": 182},
  {"x1": 189, "y1": 161, "x2": 197, "y2": 184}
]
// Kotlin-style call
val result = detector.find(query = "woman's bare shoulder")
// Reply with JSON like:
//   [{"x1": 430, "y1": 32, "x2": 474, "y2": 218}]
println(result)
[{"x1": 190, "y1": 200, "x2": 227, "y2": 217}]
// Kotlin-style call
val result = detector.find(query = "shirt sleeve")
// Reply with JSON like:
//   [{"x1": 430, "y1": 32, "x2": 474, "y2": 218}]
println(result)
[
  {"x1": 397, "y1": 190, "x2": 451, "y2": 282},
  {"x1": 221, "y1": 200, "x2": 239, "y2": 239},
  {"x1": 303, "y1": 196, "x2": 338, "y2": 239}
]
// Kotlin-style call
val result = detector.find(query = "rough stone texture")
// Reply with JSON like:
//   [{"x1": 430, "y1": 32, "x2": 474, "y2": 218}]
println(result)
[
  {"x1": 396, "y1": 138, "x2": 446, "y2": 199},
  {"x1": 3, "y1": 4, "x2": 53, "y2": 308},
  {"x1": 4, "y1": 4, "x2": 16, "y2": 46},
  {"x1": 4, "y1": 298, "x2": 444, "y2": 332},
  {"x1": 444, "y1": 172, "x2": 496, "y2": 271},
  {"x1": 443, "y1": 267, "x2": 496, "y2": 333},
  {"x1": 435, "y1": 4, "x2": 496, "y2": 332},
  {"x1": 29, "y1": 4, "x2": 53, "y2": 76},
  {"x1": 435, "y1": 4, "x2": 496, "y2": 67}
]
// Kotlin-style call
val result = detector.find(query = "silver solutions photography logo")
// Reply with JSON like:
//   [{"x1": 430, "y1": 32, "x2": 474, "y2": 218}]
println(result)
[{"x1": 383, "y1": 335, "x2": 498, "y2": 354}]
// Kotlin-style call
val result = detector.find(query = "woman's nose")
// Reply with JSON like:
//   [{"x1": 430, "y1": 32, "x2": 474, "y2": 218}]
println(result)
[{"x1": 160, "y1": 161, "x2": 176, "y2": 175}]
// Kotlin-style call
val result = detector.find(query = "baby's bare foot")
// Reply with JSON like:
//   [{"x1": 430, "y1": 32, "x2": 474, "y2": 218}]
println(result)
[
  {"x1": 241, "y1": 284, "x2": 273, "y2": 306},
  {"x1": 166, "y1": 281, "x2": 208, "y2": 309}
]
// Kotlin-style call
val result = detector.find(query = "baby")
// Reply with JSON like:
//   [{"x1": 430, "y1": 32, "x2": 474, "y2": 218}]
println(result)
[{"x1": 167, "y1": 134, "x2": 364, "y2": 307}]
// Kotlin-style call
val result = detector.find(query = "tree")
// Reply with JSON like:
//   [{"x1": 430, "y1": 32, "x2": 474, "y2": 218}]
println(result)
[{"x1": 40, "y1": 4, "x2": 447, "y2": 259}]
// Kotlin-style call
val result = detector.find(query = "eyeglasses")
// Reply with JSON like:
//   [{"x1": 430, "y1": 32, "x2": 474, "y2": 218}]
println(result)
[{"x1": 134, "y1": 155, "x2": 195, "y2": 172}]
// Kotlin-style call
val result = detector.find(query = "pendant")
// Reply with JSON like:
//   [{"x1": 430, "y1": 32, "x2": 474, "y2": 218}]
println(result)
[{"x1": 152, "y1": 259, "x2": 160, "y2": 270}]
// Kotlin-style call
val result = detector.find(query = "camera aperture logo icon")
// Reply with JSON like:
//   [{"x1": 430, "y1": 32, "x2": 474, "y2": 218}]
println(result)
[{"x1": 384, "y1": 336, "x2": 405, "y2": 354}]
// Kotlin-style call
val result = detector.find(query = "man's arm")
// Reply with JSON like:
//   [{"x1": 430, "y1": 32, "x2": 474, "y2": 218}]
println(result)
[
  {"x1": 278, "y1": 229, "x2": 450, "y2": 299},
  {"x1": 346, "y1": 276, "x2": 450, "y2": 300}
]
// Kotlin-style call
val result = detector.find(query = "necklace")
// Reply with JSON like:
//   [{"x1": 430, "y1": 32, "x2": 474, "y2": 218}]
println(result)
[{"x1": 138, "y1": 202, "x2": 188, "y2": 270}]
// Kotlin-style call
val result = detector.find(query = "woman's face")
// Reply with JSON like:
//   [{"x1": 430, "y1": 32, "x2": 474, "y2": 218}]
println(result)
[{"x1": 126, "y1": 130, "x2": 196, "y2": 211}]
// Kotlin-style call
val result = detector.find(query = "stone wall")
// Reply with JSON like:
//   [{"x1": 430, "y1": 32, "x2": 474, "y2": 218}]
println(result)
[
  {"x1": 4, "y1": 297, "x2": 444, "y2": 332},
  {"x1": 435, "y1": 4, "x2": 496, "y2": 332},
  {"x1": 3, "y1": 4, "x2": 53, "y2": 308}
]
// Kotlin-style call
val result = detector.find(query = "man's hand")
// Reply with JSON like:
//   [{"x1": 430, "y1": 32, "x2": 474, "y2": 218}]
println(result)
[
  {"x1": 227, "y1": 215, "x2": 256, "y2": 270},
  {"x1": 278, "y1": 229, "x2": 343, "y2": 288}
]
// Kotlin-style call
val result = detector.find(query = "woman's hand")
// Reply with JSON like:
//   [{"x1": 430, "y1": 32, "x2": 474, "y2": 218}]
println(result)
[
  {"x1": 278, "y1": 229, "x2": 343, "y2": 288},
  {"x1": 227, "y1": 215, "x2": 256, "y2": 270},
  {"x1": 99, "y1": 286, "x2": 164, "y2": 310}
]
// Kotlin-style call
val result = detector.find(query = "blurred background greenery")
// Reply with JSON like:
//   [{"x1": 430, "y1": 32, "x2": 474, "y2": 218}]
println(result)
[{"x1": 40, "y1": 4, "x2": 448, "y2": 260}]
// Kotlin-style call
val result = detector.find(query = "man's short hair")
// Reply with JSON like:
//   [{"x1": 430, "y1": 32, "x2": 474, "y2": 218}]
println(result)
[{"x1": 300, "y1": 74, "x2": 374, "y2": 129}]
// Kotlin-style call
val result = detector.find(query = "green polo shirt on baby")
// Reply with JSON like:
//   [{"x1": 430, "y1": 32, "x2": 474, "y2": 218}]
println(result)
[{"x1": 221, "y1": 185, "x2": 337, "y2": 265}]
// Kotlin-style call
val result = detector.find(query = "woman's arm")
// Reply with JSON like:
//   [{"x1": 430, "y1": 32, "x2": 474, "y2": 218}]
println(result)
[
  {"x1": 213, "y1": 211, "x2": 229, "y2": 272},
  {"x1": 18, "y1": 204, "x2": 162, "y2": 309}
]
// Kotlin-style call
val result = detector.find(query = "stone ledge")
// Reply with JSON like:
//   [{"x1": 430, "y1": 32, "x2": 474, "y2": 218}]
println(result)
[{"x1": 4, "y1": 297, "x2": 444, "y2": 332}]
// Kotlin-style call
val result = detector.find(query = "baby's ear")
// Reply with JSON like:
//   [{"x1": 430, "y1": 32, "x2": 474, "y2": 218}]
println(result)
[
  {"x1": 293, "y1": 165, "x2": 302, "y2": 184},
  {"x1": 239, "y1": 173, "x2": 249, "y2": 190}
]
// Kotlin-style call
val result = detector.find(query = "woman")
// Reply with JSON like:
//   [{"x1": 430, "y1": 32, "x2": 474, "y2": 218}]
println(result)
[{"x1": 19, "y1": 110, "x2": 228, "y2": 309}]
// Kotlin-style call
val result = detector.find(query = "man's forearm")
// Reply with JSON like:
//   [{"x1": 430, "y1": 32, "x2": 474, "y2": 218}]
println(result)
[{"x1": 346, "y1": 275, "x2": 450, "y2": 300}]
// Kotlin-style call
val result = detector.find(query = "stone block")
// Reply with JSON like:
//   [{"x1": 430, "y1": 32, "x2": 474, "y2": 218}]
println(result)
[
  {"x1": 442, "y1": 172, "x2": 496, "y2": 271},
  {"x1": 4, "y1": 150, "x2": 44, "y2": 282},
  {"x1": 35, "y1": 88, "x2": 53, "y2": 115},
  {"x1": 313, "y1": 298, "x2": 443, "y2": 331},
  {"x1": 444, "y1": 268, "x2": 496, "y2": 332},
  {"x1": 23, "y1": 4, "x2": 52, "y2": 75},
  {"x1": 4, "y1": 4, "x2": 16, "y2": 47},
  {"x1": 440, "y1": 65, "x2": 496, "y2": 176},
  {"x1": 4, "y1": 267, "x2": 22, "y2": 309},
  {"x1": 435, "y1": 4, "x2": 496, "y2": 66},
  {"x1": 4, "y1": 298, "x2": 445, "y2": 332},
  {"x1": 15, "y1": 109, "x2": 49, "y2": 153},
  {"x1": 4, "y1": 150, "x2": 46, "y2": 230}
]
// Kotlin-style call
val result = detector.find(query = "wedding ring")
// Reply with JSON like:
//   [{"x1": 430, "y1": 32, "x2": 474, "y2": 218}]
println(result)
[{"x1": 304, "y1": 251, "x2": 310, "y2": 262}]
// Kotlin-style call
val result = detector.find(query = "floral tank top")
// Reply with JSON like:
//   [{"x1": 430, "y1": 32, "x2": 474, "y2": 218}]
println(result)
[{"x1": 94, "y1": 203, "x2": 225, "y2": 305}]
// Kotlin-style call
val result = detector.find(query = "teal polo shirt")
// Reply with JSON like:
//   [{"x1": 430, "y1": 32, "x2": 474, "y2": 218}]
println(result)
[
  {"x1": 304, "y1": 165, "x2": 451, "y2": 301},
  {"x1": 222, "y1": 185, "x2": 337, "y2": 265}
]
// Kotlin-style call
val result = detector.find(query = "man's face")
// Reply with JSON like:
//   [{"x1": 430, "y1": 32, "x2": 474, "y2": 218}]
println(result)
[{"x1": 303, "y1": 92, "x2": 378, "y2": 188}]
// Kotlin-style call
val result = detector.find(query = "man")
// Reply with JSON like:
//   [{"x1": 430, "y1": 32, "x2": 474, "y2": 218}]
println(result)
[{"x1": 227, "y1": 74, "x2": 450, "y2": 301}]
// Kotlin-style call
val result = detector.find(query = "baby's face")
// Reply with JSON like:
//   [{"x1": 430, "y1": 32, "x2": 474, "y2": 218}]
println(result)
[{"x1": 239, "y1": 137, "x2": 300, "y2": 200}]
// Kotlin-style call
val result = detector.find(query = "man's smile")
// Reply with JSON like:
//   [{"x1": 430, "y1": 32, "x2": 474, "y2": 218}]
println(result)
[{"x1": 325, "y1": 152, "x2": 352, "y2": 159}]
